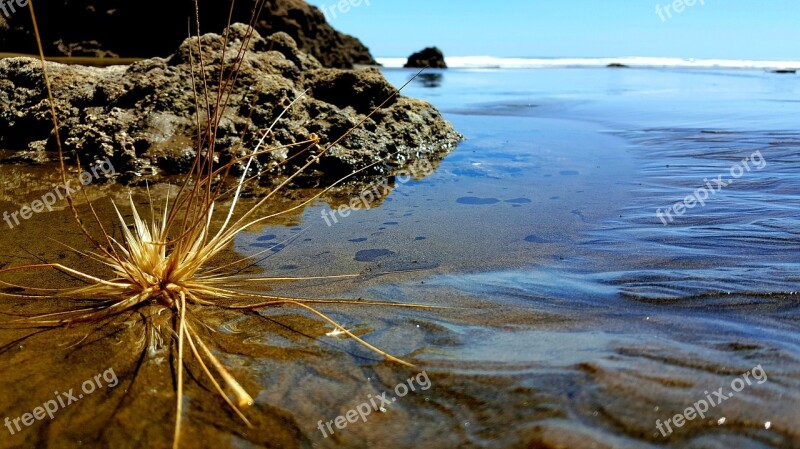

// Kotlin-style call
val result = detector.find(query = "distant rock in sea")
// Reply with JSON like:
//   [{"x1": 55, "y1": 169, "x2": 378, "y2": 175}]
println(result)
[
  {"x1": 0, "y1": 0, "x2": 375, "y2": 68},
  {"x1": 771, "y1": 69, "x2": 797, "y2": 74},
  {"x1": 405, "y1": 47, "x2": 447, "y2": 69},
  {"x1": 607, "y1": 63, "x2": 629, "y2": 68}
]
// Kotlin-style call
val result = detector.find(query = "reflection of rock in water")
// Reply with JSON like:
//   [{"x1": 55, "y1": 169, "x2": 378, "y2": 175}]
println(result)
[{"x1": 415, "y1": 73, "x2": 444, "y2": 88}]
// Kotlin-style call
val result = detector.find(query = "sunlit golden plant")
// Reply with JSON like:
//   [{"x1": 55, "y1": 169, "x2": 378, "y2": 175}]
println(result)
[{"x1": 0, "y1": 1, "x2": 434, "y2": 447}]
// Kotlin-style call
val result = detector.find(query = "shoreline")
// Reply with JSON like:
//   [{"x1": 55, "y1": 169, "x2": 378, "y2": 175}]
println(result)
[{"x1": 377, "y1": 56, "x2": 800, "y2": 71}]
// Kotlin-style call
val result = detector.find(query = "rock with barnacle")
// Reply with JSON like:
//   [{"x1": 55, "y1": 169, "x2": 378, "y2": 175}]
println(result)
[{"x1": 0, "y1": 25, "x2": 462, "y2": 185}]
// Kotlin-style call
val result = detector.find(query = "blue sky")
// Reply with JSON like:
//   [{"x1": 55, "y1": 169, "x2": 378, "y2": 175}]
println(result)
[{"x1": 305, "y1": 0, "x2": 800, "y2": 60}]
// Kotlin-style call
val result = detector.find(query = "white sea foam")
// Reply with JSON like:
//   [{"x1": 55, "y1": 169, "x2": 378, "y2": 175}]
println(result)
[{"x1": 376, "y1": 56, "x2": 800, "y2": 71}]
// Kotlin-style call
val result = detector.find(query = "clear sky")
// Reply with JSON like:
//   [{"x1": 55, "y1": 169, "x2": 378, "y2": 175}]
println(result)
[{"x1": 305, "y1": 0, "x2": 800, "y2": 60}]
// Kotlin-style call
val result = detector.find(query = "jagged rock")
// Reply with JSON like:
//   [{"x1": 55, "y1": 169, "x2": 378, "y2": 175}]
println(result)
[
  {"x1": 0, "y1": 25, "x2": 462, "y2": 185},
  {"x1": 404, "y1": 47, "x2": 447, "y2": 69},
  {"x1": 0, "y1": 0, "x2": 376, "y2": 69}
]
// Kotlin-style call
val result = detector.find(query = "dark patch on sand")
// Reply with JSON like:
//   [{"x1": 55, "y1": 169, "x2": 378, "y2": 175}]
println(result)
[
  {"x1": 354, "y1": 249, "x2": 395, "y2": 262},
  {"x1": 525, "y1": 235, "x2": 554, "y2": 243},
  {"x1": 457, "y1": 197, "x2": 501, "y2": 205}
]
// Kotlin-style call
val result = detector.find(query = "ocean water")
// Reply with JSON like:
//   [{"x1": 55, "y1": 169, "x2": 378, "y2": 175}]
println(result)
[{"x1": 242, "y1": 67, "x2": 800, "y2": 447}]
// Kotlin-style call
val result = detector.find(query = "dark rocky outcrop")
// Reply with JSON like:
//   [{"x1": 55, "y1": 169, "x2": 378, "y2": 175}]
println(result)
[
  {"x1": 0, "y1": 25, "x2": 461, "y2": 185},
  {"x1": 0, "y1": 0, "x2": 376, "y2": 68},
  {"x1": 404, "y1": 47, "x2": 447, "y2": 69}
]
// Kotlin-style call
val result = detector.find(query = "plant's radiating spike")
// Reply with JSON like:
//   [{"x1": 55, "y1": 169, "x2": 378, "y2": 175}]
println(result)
[
  {"x1": 183, "y1": 321, "x2": 253, "y2": 427},
  {"x1": 216, "y1": 90, "x2": 310, "y2": 241},
  {"x1": 173, "y1": 291, "x2": 187, "y2": 449},
  {"x1": 188, "y1": 323, "x2": 253, "y2": 409}
]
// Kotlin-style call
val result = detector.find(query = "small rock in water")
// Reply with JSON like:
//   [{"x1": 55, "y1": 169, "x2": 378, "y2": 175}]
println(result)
[{"x1": 405, "y1": 47, "x2": 448, "y2": 69}]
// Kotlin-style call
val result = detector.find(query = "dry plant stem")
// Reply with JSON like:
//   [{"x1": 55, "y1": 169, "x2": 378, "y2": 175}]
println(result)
[
  {"x1": 183, "y1": 322, "x2": 253, "y2": 426},
  {"x1": 289, "y1": 301, "x2": 415, "y2": 367},
  {"x1": 187, "y1": 323, "x2": 253, "y2": 408},
  {"x1": 174, "y1": 291, "x2": 187, "y2": 449},
  {"x1": 26, "y1": 0, "x2": 111, "y2": 259}
]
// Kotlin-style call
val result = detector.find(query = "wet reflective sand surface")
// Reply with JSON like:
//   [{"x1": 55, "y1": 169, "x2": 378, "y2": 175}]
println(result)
[{"x1": 1, "y1": 68, "x2": 799, "y2": 448}]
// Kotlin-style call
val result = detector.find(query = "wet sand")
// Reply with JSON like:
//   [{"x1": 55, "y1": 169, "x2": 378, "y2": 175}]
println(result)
[{"x1": 1, "y1": 68, "x2": 799, "y2": 448}]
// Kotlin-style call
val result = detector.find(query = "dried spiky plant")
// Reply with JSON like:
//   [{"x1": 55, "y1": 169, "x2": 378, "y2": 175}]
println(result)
[{"x1": 0, "y1": 1, "x2": 437, "y2": 447}]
